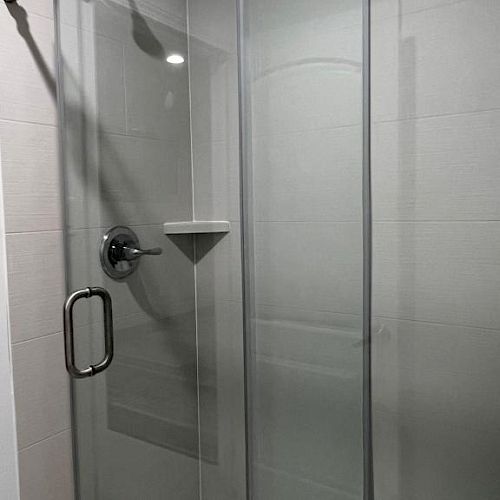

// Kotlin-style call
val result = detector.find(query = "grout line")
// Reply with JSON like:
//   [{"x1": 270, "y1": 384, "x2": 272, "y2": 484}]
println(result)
[
  {"x1": 185, "y1": 2, "x2": 203, "y2": 497},
  {"x1": 18, "y1": 428, "x2": 71, "y2": 453},
  {"x1": 11, "y1": 331, "x2": 63, "y2": 347},
  {"x1": 5, "y1": 229, "x2": 63, "y2": 236},
  {"x1": 373, "y1": 106, "x2": 500, "y2": 126},
  {"x1": 372, "y1": 0, "x2": 473, "y2": 23},
  {"x1": 374, "y1": 314, "x2": 500, "y2": 334},
  {"x1": 0, "y1": 117, "x2": 57, "y2": 129}
]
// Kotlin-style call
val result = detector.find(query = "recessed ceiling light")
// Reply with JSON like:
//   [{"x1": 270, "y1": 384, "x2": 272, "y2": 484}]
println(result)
[{"x1": 166, "y1": 54, "x2": 184, "y2": 64}]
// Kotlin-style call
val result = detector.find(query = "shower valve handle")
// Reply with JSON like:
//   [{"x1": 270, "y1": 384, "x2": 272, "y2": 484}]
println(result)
[
  {"x1": 100, "y1": 226, "x2": 163, "y2": 280},
  {"x1": 119, "y1": 245, "x2": 162, "y2": 261}
]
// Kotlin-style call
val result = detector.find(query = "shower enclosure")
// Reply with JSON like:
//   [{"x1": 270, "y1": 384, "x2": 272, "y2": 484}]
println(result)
[
  {"x1": 54, "y1": 0, "x2": 500, "y2": 499},
  {"x1": 56, "y1": 0, "x2": 366, "y2": 498},
  {"x1": 57, "y1": 0, "x2": 371, "y2": 500}
]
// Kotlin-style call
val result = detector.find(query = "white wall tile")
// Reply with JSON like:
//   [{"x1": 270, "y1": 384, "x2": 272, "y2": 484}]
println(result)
[
  {"x1": 255, "y1": 222, "x2": 362, "y2": 315},
  {"x1": 189, "y1": 48, "x2": 239, "y2": 146},
  {"x1": 192, "y1": 141, "x2": 240, "y2": 222},
  {"x1": 6, "y1": 231, "x2": 65, "y2": 343},
  {"x1": 13, "y1": 334, "x2": 71, "y2": 449},
  {"x1": 373, "y1": 408, "x2": 500, "y2": 500},
  {"x1": 14, "y1": 0, "x2": 54, "y2": 20},
  {"x1": 123, "y1": 26, "x2": 190, "y2": 141},
  {"x1": 373, "y1": 110, "x2": 500, "y2": 221},
  {"x1": 98, "y1": 133, "x2": 192, "y2": 227},
  {"x1": 373, "y1": 222, "x2": 500, "y2": 330},
  {"x1": 0, "y1": 6, "x2": 56, "y2": 125},
  {"x1": 197, "y1": 300, "x2": 246, "y2": 500},
  {"x1": 18, "y1": 431, "x2": 74, "y2": 500},
  {"x1": 373, "y1": 317, "x2": 500, "y2": 434},
  {"x1": 0, "y1": 120, "x2": 61, "y2": 232},
  {"x1": 253, "y1": 126, "x2": 362, "y2": 222},
  {"x1": 372, "y1": 0, "x2": 500, "y2": 122},
  {"x1": 95, "y1": 35, "x2": 127, "y2": 135},
  {"x1": 188, "y1": 0, "x2": 237, "y2": 53},
  {"x1": 372, "y1": 0, "x2": 466, "y2": 21},
  {"x1": 195, "y1": 228, "x2": 242, "y2": 304}
]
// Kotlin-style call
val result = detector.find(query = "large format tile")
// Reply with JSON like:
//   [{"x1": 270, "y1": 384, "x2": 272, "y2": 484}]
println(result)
[
  {"x1": 373, "y1": 408, "x2": 500, "y2": 500},
  {"x1": 0, "y1": 120, "x2": 61, "y2": 232},
  {"x1": 195, "y1": 227, "x2": 242, "y2": 303},
  {"x1": 254, "y1": 222, "x2": 363, "y2": 314},
  {"x1": 249, "y1": 17, "x2": 362, "y2": 136},
  {"x1": 372, "y1": 110, "x2": 500, "y2": 221},
  {"x1": 123, "y1": 21, "x2": 190, "y2": 141},
  {"x1": 188, "y1": 0, "x2": 237, "y2": 53},
  {"x1": 253, "y1": 318, "x2": 363, "y2": 496},
  {"x1": 372, "y1": 0, "x2": 466, "y2": 21},
  {"x1": 16, "y1": 0, "x2": 54, "y2": 19},
  {"x1": 95, "y1": 35, "x2": 127, "y2": 134},
  {"x1": 247, "y1": 0, "x2": 362, "y2": 41},
  {"x1": 189, "y1": 48, "x2": 239, "y2": 147},
  {"x1": 192, "y1": 141, "x2": 240, "y2": 222},
  {"x1": 6, "y1": 231, "x2": 65, "y2": 343},
  {"x1": 0, "y1": 7, "x2": 56, "y2": 124},
  {"x1": 253, "y1": 126, "x2": 362, "y2": 222},
  {"x1": 18, "y1": 431, "x2": 74, "y2": 500},
  {"x1": 98, "y1": 133, "x2": 192, "y2": 227},
  {"x1": 372, "y1": 0, "x2": 500, "y2": 122},
  {"x1": 373, "y1": 221, "x2": 500, "y2": 330},
  {"x1": 13, "y1": 334, "x2": 71, "y2": 449},
  {"x1": 197, "y1": 300, "x2": 246, "y2": 500},
  {"x1": 372, "y1": 317, "x2": 500, "y2": 434}
]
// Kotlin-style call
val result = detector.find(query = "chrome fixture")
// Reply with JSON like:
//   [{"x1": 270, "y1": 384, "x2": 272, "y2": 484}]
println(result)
[
  {"x1": 100, "y1": 226, "x2": 162, "y2": 280},
  {"x1": 63, "y1": 287, "x2": 114, "y2": 378}
]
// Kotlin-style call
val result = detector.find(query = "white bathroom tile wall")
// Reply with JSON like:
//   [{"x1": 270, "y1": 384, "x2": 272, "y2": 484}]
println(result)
[
  {"x1": 371, "y1": 1, "x2": 500, "y2": 497},
  {"x1": 0, "y1": 8, "x2": 56, "y2": 125},
  {"x1": 6, "y1": 231, "x2": 65, "y2": 344},
  {"x1": 372, "y1": 1, "x2": 500, "y2": 122},
  {"x1": 12, "y1": 334, "x2": 71, "y2": 450},
  {"x1": 0, "y1": 120, "x2": 61, "y2": 232},
  {"x1": 372, "y1": 110, "x2": 500, "y2": 221},
  {"x1": 18, "y1": 431, "x2": 74, "y2": 500},
  {"x1": 0, "y1": 0, "x2": 75, "y2": 495},
  {"x1": 253, "y1": 126, "x2": 362, "y2": 223}
]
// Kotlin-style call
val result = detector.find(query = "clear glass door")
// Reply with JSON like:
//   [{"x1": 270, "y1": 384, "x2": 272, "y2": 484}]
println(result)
[
  {"x1": 56, "y1": 0, "x2": 368, "y2": 498},
  {"x1": 57, "y1": 1, "x2": 200, "y2": 498},
  {"x1": 239, "y1": 0, "x2": 367, "y2": 498}
]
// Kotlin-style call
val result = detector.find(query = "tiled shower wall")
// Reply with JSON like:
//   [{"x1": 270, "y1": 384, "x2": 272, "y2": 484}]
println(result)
[
  {"x1": 0, "y1": 0, "x2": 74, "y2": 498},
  {"x1": 371, "y1": 1, "x2": 500, "y2": 498}
]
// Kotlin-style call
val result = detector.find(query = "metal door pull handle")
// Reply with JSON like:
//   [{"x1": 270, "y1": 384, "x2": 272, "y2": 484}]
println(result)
[{"x1": 63, "y1": 287, "x2": 114, "y2": 378}]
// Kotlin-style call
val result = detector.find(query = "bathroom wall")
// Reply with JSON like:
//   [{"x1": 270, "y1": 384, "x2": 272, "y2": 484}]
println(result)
[
  {"x1": 0, "y1": 1, "x2": 74, "y2": 499},
  {"x1": 371, "y1": 1, "x2": 500, "y2": 498}
]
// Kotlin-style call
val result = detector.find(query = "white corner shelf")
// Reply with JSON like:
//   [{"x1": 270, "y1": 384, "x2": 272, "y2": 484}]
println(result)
[{"x1": 163, "y1": 221, "x2": 231, "y2": 235}]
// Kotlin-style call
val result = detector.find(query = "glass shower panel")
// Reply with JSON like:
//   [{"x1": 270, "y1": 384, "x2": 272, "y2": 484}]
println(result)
[
  {"x1": 240, "y1": 0, "x2": 366, "y2": 498},
  {"x1": 57, "y1": 1, "x2": 200, "y2": 498}
]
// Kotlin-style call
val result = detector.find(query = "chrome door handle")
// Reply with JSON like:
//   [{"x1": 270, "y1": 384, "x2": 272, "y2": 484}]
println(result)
[{"x1": 63, "y1": 287, "x2": 114, "y2": 378}]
